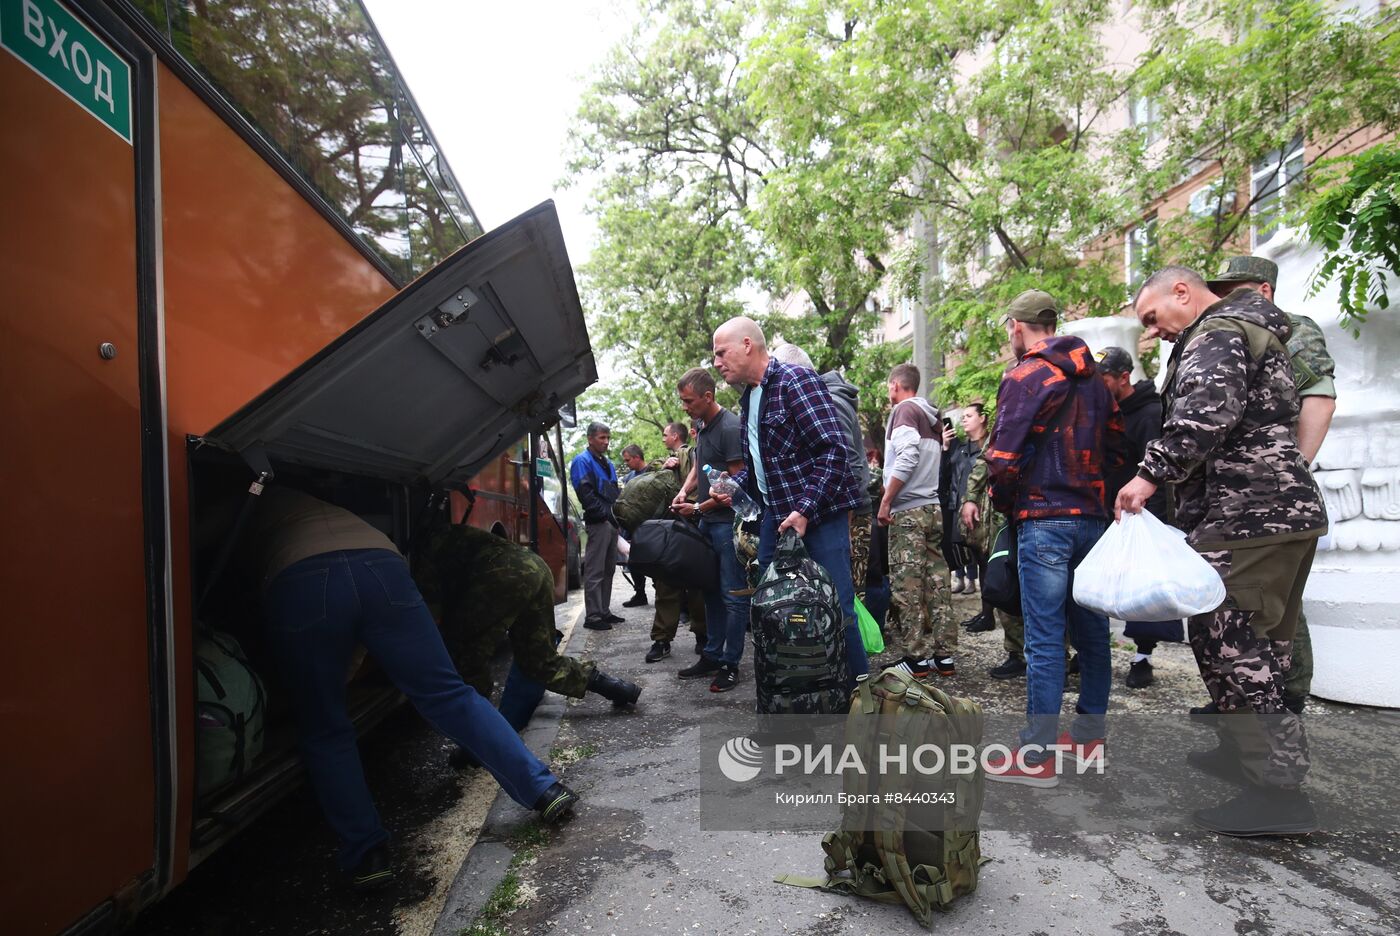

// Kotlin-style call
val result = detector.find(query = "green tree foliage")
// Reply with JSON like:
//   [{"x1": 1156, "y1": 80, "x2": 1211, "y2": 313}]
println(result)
[
  {"x1": 747, "y1": 0, "x2": 1135, "y2": 402},
  {"x1": 1132, "y1": 0, "x2": 1400, "y2": 271},
  {"x1": 567, "y1": 0, "x2": 892, "y2": 447},
  {"x1": 1302, "y1": 142, "x2": 1400, "y2": 334}
]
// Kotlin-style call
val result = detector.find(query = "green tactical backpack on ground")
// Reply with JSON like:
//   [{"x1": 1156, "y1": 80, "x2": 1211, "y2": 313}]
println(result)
[
  {"x1": 751, "y1": 529, "x2": 851, "y2": 714},
  {"x1": 613, "y1": 468, "x2": 681, "y2": 535},
  {"x1": 778, "y1": 666, "x2": 987, "y2": 925},
  {"x1": 196, "y1": 630, "x2": 267, "y2": 796}
]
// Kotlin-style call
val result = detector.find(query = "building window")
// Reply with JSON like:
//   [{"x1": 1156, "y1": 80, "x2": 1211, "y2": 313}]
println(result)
[
  {"x1": 1251, "y1": 134, "x2": 1304, "y2": 248},
  {"x1": 1128, "y1": 92, "x2": 1162, "y2": 145},
  {"x1": 899, "y1": 298, "x2": 912, "y2": 327},
  {"x1": 1125, "y1": 216, "x2": 1158, "y2": 295},
  {"x1": 1188, "y1": 179, "x2": 1236, "y2": 220}
]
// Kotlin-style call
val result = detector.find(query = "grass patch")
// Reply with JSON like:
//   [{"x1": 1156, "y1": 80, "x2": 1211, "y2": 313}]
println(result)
[
  {"x1": 510, "y1": 818, "x2": 550, "y2": 850},
  {"x1": 549, "y1": 741, "x2": 601, "y2": 767},
  {"x1": 461, "y1": 871, "x2": 522, "y2": 936}
]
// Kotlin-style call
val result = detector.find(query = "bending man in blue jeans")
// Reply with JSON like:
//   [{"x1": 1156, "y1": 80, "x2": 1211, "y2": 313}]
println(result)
[
  {"x1": 671, "y1": 367, "x2": 751, "y2": 692},
  {"x1": 981, "y1": 290, "x2": 1125, "y2": 788},
  {"x1": 250, "y1": 488, "x2": 578, "y2": 890},
  {"x1": 710, "y1": 317, "x2": 867, "y2": 688}
]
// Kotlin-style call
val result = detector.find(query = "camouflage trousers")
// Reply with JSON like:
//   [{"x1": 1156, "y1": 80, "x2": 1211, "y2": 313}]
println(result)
[
  {"x1": 1000, "y1": 609, "x2": 1024, "y2": 657},
  {"x1": 849, "y1": 512, "x2": 872, "y2": 598},
  {"x1": 651, "y1": 580, "x2": 707, "y2": 643},
  {"x1": 1193, "y1": 538, "x2": 1318, "y2": 788},
  {"x1": 886, "y1": 504, "x2": 956, "y2": 660},
  {"x1": 426, "y1": 531, "x2": 594, "y2": 701}
]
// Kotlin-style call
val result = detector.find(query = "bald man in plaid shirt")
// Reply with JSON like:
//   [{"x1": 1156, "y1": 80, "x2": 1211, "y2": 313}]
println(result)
[{"x1": 710, "y1": 316, "x2": 868, "y2": 685}]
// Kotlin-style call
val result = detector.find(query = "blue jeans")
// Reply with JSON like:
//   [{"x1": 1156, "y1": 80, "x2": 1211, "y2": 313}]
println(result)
[
  {"x1": 264, "y1": 549, "x2": 557, "y2": 869},
  {"x1": 758, "y1": 511, "x2": 869, "y2": 686},
  {"x1": 700, "y1": 518, "x2": 751, "y2": 666},
  {"x1": 1015, "y1": 519, "x2": 1111, "y2": 753}
]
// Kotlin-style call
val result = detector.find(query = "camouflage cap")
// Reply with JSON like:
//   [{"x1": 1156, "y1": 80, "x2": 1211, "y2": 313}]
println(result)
[
  {"x1": 1006, "y1": 289, "x2": 1059, "y2": 326},
  {"x1": 1207, "y1": 255, "x2": 1278, "y2": 294},
  {"x1": 1097, "y1": 346, "x2": 1135, "y2": 376}
]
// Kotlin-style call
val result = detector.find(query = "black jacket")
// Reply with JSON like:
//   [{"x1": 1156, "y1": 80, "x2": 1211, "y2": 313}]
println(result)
[
  {"x1": 1108, "y1": 379, "x2": 1167, "y2": 518},
  {"x1": 947, "y1": 438, "x2": 983, "y2": 545}
]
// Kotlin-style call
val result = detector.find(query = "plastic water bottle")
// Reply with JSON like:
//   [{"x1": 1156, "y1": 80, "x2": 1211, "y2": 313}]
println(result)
[{"x1": 703, "y1": 464, "x2": 759, "y2": 520}]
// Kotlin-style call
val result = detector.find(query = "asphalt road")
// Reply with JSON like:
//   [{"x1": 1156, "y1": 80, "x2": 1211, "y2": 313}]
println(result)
[{"x1": 127, "y1": 578, "x2": 1400, "y2": 936}]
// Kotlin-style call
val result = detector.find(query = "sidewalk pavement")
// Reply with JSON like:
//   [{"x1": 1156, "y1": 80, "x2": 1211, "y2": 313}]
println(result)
[{"x1": 440, "y1": 572, "x2": 1400, "y2": 936}]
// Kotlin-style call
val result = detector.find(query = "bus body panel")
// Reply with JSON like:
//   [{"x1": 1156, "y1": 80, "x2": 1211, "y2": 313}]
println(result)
[
  {"x1": 154, "y1": 60, "x2": 399, "y2": 886},
  {"x1": 0, "y1": 41, "x2": 155, "y2": 936}
]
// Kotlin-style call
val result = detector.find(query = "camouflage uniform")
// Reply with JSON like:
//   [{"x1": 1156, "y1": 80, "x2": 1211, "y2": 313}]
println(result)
[
  {"x1": 416, "y1": 524, "x2": 594, "y2": 700},
  {"x1": 1144, "y1": 288, "x2": 1328, "y2": 788},
  {"x1": 734, "y1": 517, "x2": 761, "y2": 590},
  {"x1": 849, "y1": 511, "x2": 873, "y2": 598},
  {"x1": 886, "y1": 503, "x2": 956, "y2": 660},
  {"x1": 1282, "y1": 311, "x2": 1336, "y2": 704},
  {"x1": 963, "y1": 457, "x2": 1023, "y2": 656},
  {"x1": 650, "y1": 578, "x2": 706, "y2": 643}
]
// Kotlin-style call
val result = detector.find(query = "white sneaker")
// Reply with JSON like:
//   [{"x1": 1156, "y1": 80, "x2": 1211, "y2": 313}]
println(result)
[
  {"x1": 950, "y1": 572, "x2": 964, "y2": 592},
  {"x1": 965, "y1": 579, "x2": 979, "y2": 595}
]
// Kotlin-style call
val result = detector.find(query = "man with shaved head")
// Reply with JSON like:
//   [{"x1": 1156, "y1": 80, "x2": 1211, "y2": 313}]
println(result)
[
  {"x1": 1118, "y1": 265, "x2": 1327, "y2": 836},
  {"x1": 711, "y1": 317, "x2": 868, "y2": 687}
]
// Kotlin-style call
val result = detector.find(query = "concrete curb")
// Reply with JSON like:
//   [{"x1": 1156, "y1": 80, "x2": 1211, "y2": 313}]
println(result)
[{"x1": 430, "y1": 599, "x2": 586, "y2": 936}]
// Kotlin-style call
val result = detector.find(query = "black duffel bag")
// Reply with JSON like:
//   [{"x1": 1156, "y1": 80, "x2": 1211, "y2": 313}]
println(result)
[
  {"x1": 627, "y1": 518, "x2": 719, "y2": 591},
  {"x1": 981, "y1": 518, "x2": 1021, "y2": 615}
]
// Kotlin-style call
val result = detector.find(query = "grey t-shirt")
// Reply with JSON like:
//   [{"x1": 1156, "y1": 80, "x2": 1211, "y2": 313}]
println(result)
[{"x1": 696, "y1": 407, "x2": 744, "y2": 522}]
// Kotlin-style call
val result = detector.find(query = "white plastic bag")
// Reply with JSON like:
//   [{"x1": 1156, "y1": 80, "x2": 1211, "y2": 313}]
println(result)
[{"x1": 1073, "y1": 511, "x2": 1226, "y2": 620}]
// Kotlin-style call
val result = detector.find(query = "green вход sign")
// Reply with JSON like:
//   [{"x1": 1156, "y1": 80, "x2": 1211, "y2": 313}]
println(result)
[{"x1": 1, "y1": 0, "x2": 132, "y2": 144}]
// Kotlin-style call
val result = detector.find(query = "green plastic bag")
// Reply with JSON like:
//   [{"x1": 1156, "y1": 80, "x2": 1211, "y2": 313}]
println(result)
[{"x1": 854, "y1": 595, "x2": 884, "y2": 654}]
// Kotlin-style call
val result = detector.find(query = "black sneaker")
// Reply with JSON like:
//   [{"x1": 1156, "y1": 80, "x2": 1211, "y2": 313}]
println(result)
[
  {"x1": 1125, "y1": 658, "x2": 1154, "y2": 689},
  {"x1": 931, "y1": 657, "x2": 956, "y2": 677},
  {"x1": 645, "y1": 640, "x2": 672, "y2": 663},
  {"x1": 535, "y1": 782, "x2": 579, "y2": 825},
  {"x1": 583, "y1": 617, "x2": 613, "y2": 631},
  {"x1": 678, "y1": 656, "x2": 723, "y2": 679},
  {"x1": 351, "y1": 844, "x2": 395, "y2": 892},
  {"x1": 989, "y1": 655, "x2": 1026, "y2": 679},
  {"x1": 605, "y1": 613, "x2": 625, "y2": 624},
  {"x1": 1193, "y1": 786, "x2": 1318, "y2": 837},
  {"x1": 622, "y1": 593, "x2": 649, "y2": 608},
  {"x1": 694, "y1": 632, "x2": 706, "y2": 655},
  {"x1": 967, "y1": 615, "x2": 995, "y2": 633},
  {"x1": 710, "y1": 664, "x2": 739, "y2": 693},
  {"x1": 960, "y1": 611, "x2": 986, "y2": 629}
]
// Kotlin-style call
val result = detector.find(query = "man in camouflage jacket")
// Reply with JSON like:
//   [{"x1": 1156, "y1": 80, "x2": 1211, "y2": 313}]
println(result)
[
  {"x1": 1207, "y1": 255, "x2": 1338, "y2": 713},
  {"x1": 1118, "y1": 266, "x2": 1326, "y2": 836},
  {"x1": 415, "y1": 516, "x2": 641, "y2": 759}
]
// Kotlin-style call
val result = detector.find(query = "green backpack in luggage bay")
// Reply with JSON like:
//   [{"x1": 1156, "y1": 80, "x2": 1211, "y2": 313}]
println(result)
[
  {"x1": 778, "y1": 666, "x2": 988, "y2": 925},
  {"x1": 613, "y1": 467, "x2": 681, "y2": 535},
  {"x1": 196, "y1": 630, "x2": 267, "y2": 796},
  {"x1": 751, "y1": 529, "x2": 851, "y2": 714}
]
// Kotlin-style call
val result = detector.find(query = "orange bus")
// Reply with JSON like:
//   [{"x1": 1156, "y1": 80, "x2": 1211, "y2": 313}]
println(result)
[{"x1": 0, "y1": 1, "x2": 594, "y2": 932}]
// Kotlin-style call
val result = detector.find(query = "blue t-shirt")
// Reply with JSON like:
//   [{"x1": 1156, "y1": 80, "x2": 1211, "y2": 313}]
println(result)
[{"x1": 746, "y1": 382, "x2": 768, "y2": 500}]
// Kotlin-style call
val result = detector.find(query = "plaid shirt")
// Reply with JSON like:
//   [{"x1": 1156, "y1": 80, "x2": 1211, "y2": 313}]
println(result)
[{"x1": 735, "y1": 359, "x2": 860, "y2": 522}]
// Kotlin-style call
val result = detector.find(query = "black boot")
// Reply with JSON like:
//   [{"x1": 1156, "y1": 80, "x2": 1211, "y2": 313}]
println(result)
[
  {"x1": 1186, "y1": 742, "x2": 1247, "y2": 786},
  {"x1": 1193, "y1": 785, "x2": 1318, "y2": 837},
  {"x1": 622, "y1": 592, "x2": 649, "y2": 608},
  {"x1": 588, "y1": 669, "x2": 642, "y2": 707},
  {"x1": 1282, "y1": 693, "x2": 1307, "y2": 716}
]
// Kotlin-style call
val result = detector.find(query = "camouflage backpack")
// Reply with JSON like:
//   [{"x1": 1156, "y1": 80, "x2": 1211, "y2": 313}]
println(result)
[
  {"x1": 778, "y1": 666, "x2": 987, "y2": 925},
  {"x1": 750, "y1": 529, "x2": 850, "y2": 714},
  {"x1": 613, "y1": 468, "x2": 681, "y2": 534}
]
